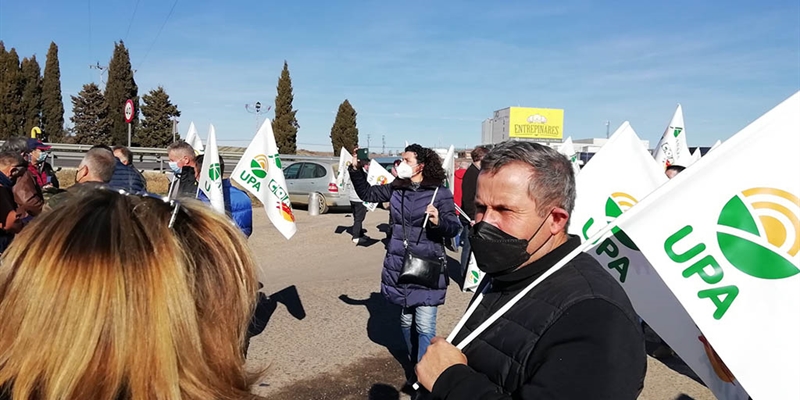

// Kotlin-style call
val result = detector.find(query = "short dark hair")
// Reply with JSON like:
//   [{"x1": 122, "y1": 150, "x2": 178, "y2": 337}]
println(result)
[
  {"x1": 471, "y1": 146, "x2": 489, "y2": 162},
  {"x1": 90, "y1": 144, "x2": 113, "y2": 152},
  {"x1": 666, "y1": 165, "x2": 686, "y2": 174},
  {"x1": 481, "y1": 141, "x2": 576, "y2": 221},
  {"x1": 112, "y1": 146, "x2": 134, "y2": 165}
]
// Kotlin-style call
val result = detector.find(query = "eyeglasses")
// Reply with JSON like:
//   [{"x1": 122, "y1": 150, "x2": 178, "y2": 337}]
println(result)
[{"x1": 98, "y1": 186, "x2": 184, "y2": 229}]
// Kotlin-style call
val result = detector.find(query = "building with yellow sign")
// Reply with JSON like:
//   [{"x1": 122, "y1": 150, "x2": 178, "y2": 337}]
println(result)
[{"x1": 481, "y1": 107, "x2": 564, "y2": 145}]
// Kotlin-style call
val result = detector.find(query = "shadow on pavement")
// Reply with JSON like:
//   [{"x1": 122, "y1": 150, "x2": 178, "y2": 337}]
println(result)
[
  {"x1": 369, "y1": 384, "x2": 400, "y2": 400},
  {"x1": 338, "y1": 293, "x2": 413, "y2": 381},
  {"x1": 248, "y1": 285, "x2": 307, "y2": 341}
]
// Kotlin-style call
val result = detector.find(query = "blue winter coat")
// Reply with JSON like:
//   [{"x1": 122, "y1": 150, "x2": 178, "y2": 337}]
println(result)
[
  {"x1": 198, "y1": 179, "x2": 253, "y2": 237},
  {"x1": 349, "y1": 167, "x2": 461, "y2": 307},
  {"x1": 108, "y1": 160, "x2": 147, "y2": 193}
]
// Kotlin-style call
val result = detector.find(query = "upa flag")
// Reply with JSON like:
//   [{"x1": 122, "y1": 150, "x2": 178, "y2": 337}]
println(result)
[
  {"x1": 462, "y1": 253, "x2": 483, "y2": 293},
  {"x1": 232, "y1": 119, "x2": 297, "y2": 240},
  {"x1": 569, "y1": 122, "x2": 750, "y2": 399},
  {"x1": 185, "y1": 122, "x2": 204, "y2": 154},
  {"x1": 653, "y1": 104, "x2": 692, "y2": 168},
  {"x1": 197, "y1": 124, "x2": 225, "y2": 214},
  {"x1": 442, "y1": 145, "x2": 455, "y2": 189},
  {"x1": 608, "y1": 91, "x2": 800, "y2": 400},
  {"x1": 558, "y1": 136, "x2": 581, "y2": 178},
  {"x1": 364, "y1": 160, "x2": 394, "y2": 212},
  {"x1": 336, "y1": 147, "x2": 353, "y2": 188},
  {"x1": 710, "y1": 139, "x2": 722, "y2": 151}
]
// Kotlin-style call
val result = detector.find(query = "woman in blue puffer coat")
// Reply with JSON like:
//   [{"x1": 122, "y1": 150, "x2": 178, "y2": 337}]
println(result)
[{"x1": 349, "y1": 144, "x2": 461, "y2": 376}]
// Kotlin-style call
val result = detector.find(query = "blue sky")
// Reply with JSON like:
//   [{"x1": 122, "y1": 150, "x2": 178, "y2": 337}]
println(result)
[{"x1": 1, "y1": 0, "x2": 798, "y2": 151}]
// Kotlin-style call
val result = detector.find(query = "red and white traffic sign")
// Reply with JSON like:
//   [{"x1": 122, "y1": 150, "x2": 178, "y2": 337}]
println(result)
[{"x1": 124, "y1": 99, "x2": 135, "y2": 123}]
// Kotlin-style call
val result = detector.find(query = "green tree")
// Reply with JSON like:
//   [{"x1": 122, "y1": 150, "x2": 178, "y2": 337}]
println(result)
[
  {"x1": 71, "y1": 83, "x2": 112, "y2": 145},
  {"x1": 329, "y1": 99, "x2": 359, "y2": 156},
  {"x1": 104, "y1": 41, "x2": 139, "y2": 146},
  {"x1": 138, "y1": 86, "x2": 181, "y2": 148},
  {"x1": 20, "y1": 55, "x2": 43, "y2": 136},
  {"x1": 42, "y1": 42, "x2": 65, "y2": 142},
  {"x1": 0, "y1": 45, "x2": 24, "y2": 138},
  {"x1": 272, "y1": 61, "x2": 299, "y2": 154}
]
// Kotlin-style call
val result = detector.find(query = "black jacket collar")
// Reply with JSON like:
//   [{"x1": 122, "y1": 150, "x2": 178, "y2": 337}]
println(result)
[{"x1": 491, "y1": 235, "x2": 582, "y2": 292}]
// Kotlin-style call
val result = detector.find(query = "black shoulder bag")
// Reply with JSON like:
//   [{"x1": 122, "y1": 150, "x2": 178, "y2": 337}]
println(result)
[{"x1": 396, "y1": 191, "x2": 447, "y2": 288}]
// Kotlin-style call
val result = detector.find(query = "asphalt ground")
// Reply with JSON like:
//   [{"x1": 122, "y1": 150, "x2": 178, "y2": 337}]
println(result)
[{"x1": 243, "y1": 207, "x2": 716, "y2": 400}]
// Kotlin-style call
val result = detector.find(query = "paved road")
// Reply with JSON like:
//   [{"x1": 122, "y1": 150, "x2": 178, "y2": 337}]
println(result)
[{"x1": 244, "y1": 208, "x2": 716, "y2": 400}]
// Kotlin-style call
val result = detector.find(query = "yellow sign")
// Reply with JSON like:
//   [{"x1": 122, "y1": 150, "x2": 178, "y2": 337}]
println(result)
[
  {"x1": 31, "y1": 126, "x2": 41, "y2": 139},
  {"x1": 508, "y1": 107, "x2": 564, "y2": 140}
]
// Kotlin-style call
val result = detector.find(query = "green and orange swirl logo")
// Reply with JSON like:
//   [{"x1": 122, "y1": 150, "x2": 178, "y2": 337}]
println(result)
[{"x1": 717, "y1": 188, "x2": 800, "y2": 280}]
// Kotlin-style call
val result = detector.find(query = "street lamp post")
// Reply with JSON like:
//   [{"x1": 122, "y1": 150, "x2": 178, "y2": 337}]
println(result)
[{"x1": 245, "y1": 101, "x2": 272, "y2": 132}]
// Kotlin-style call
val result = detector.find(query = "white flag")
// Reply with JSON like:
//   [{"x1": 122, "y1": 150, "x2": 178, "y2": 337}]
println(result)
[
  {"x1": 462, "y1": 253, "x2": 484, "y2": 293},
  {"x1": 557, "y1": 136, "x2": 581, "y2": 177},
  {"x1": 363, "y1": 160, "x2": 394, "y2": 212},
  {"x1": 442, "y1": 145, "x2": 455, "y2": 189},
  {"x1": 405, "y1": 140, "x2": 409, "y2": 148},
  {"x1": 688, "y1": 147, "x2": 702, "y2": 166},
  {"x1": 232, "y1": 119, "x2": 297, "y2": 240},
  {"x1": 197, "y1": 124, "x2": 225, "y2": 214},
  {"x1": 653, "y1": 104, "x2": 692, "y2": 168},
  {"x1": 184, "y1": 122, "x2": 204, "y2": 154},
  {"x1": 710, "y1": 139, "x2": 722, "y2": 151},
  {"x1": 609, "y1": 91, "x2": 800, "y2": 400},
  {"x1": 569, "y1": 121, "x2": 750, "y2": 399},
  {"x1": 336, "y1": 147, "x2": 353, "y2": 188}
]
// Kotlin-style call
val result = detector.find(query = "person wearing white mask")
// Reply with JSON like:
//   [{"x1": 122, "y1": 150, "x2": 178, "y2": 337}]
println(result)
[
  {"x1": 166, "y1": 141, "x2": 200, "y2": 198},
  {"x1": 348, "y1": 143, "x2": 461, "y2": 397}
]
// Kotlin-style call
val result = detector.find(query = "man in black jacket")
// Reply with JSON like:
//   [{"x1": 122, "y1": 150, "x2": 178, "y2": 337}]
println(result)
[
  {"x1": 416, "y1": 141, "x2": 646, "y2": 400},
  {"x1": 167, "y1": 141, "x2": 199, "y2": 198},
  {"x1": 459, "y1": 145, "x2": 488, "y2": 277}
]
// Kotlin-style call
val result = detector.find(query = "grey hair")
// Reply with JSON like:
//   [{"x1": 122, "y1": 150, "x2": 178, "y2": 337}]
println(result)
[
  {"x1": 167, "y1": 140, "x2": 196, "y2": 161},
  {"x1": 480, "y1": 140, "x2": 576, "y2": 221},
  {"x1": 1, "y1": 137, "x2": 29, "y2": 155},
  {"x1": 81, "y1": 147, "x2": 117, "y2": 183}
]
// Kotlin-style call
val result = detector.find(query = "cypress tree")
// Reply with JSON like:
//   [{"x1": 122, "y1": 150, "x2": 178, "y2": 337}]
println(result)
[
  {"x1": 20, "y1": 55, "x2": 43, "y2": 137},
  {"x1": 0, "y1": 46, "x2": 24, "y2": 138},
  {"x1": 104, "y1": 41, "x2": 139, "y2": 146},
  {"x1": 71, "y1": 83, "x2": 112, "y2": 145},
  {"x1": 138, "y1": 86, "x2": 181, "y2": 148},
  {"x1": 42, "y1": 42, "x2": 65, "y2": 142},
  {"x1": 272, "y1": 61, "x2": 299, "y2": 154},
  {"x1": 329, "y1": 99, "x2": 359, "y2": 156}
]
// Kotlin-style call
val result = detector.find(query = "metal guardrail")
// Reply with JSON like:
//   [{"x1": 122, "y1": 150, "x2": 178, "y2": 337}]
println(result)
[{"x1": 0, "y1": 141, "x2": 338, "y2": 172}]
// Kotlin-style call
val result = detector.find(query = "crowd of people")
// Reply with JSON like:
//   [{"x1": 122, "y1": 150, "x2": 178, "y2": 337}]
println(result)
[{"x1": 0, "y1": 138, "x2": 661, "y2": 399}]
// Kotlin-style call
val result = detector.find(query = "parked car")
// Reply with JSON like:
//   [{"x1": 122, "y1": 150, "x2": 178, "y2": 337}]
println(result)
[{"x1": 283, "y1": 160, "x2": 351, "y2": 213}]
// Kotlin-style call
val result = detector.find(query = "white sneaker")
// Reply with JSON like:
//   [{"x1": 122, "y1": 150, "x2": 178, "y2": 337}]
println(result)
[{"x1": 352, "y1": 238, "x2": 360, "y2": 243}]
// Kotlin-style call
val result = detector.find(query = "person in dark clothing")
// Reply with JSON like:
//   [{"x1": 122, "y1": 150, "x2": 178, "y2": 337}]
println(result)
[
  {"x1": 0, "y1": 138, "x2": 44, "y2": 221},
  {"x1": 167, "y1": 141, "x2": 199, "y2": 198},
  {"x1": 0, "y1": 152, "x2": 26, "y2": 253},
  {"x1": 348, "y1": 160, "x2": 368, "y2": 244},
  {"x1": 458, "y1": 146, "x2": 488, "y2": 277},
  {"x1": 25, "y1": 139, "x2": 59, "y2": 189},
  {"x1": 110, "y1": 145, "x2": 147, "y2": 192},
  {"x1": 349, "y1": 144, "x2": 461, "y2": 389},
  {"x1": 416, "y1": 141, "x2": 646, "y2": 400}
]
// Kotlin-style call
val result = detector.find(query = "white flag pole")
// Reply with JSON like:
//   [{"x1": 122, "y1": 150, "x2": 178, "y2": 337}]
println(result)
[
  {"x1": 453, "y1": 203, "x2": 474, "y2": 224},
  {"x1": 422, "y1": 187, "x2": 439, "y2": 229}
]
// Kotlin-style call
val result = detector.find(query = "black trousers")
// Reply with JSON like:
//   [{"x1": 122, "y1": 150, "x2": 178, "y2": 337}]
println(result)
[{"x1": 351, "y1": 201, "x2": 367, "y2": 239}]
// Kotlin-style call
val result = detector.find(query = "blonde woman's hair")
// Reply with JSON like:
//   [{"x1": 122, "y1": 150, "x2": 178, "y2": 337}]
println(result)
[{"x1": 0, "y1": 189, "x2": 261, "y2": 399}]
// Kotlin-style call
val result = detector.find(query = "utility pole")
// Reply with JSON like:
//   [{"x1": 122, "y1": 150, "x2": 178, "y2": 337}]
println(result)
[
  {"x1": 382, "y1": 135, "x2": 386, "y2": 154},
  {"x1": 245, "y1": 101, "x2": 271, "y2": 132},
  {"x1": 367, "y1": 133, "x2": 371, "y2": 150},
  {"x1": 605, "y1": 120, "x2": 610, "y2": 138},
  {"x1": 89, "y1": 62, "x2": 107, "y2": 85}
]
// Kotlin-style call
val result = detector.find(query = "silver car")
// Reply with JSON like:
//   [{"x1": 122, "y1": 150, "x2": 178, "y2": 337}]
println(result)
[{"x1": 283, "y1": 160, "x2": 351, "y2": 213}]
